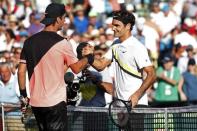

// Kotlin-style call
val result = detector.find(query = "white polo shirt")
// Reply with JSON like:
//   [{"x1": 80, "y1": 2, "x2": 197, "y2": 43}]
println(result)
[{"x1": 104, "y1": 36, "x2": 152, "y2": 105}]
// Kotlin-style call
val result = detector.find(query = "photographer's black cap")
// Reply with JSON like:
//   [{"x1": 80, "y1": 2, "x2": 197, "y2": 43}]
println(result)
[
  {"x1": 76, "y1": 42, "x2": 89, "y2": 59},
  {"x1": 41, "y1": 3, "x2": 66, "y2": 25}
]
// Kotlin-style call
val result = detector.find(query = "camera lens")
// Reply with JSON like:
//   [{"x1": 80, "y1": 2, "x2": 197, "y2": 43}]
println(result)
[{"x1": 72, "y1": 83, "x2": 80, "y2": 92}]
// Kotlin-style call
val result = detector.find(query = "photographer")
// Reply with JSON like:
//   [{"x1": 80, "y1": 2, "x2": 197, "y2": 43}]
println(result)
[
  {"x1": 75, "y1": 42, "x2": 113, "y2": 131},
  {"x1": 76, "y1": 42, "x2": 113, "y2": 107}
]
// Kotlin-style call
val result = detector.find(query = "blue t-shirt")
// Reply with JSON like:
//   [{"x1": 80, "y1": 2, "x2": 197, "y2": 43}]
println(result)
[
  {"x1": 73, "y1": 16, "x2": 89, "y2": 34},
  {"x1": 183, "y1": 72, "x2": 197, "y2": 101}
]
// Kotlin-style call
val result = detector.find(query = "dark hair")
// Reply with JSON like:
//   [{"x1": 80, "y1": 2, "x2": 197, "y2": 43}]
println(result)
[
  {"x1": 112, "y1": 10, "x2": 135, "y2": 30},
  {"x1": 6, "y1": 29, "x2": 16, "y2": 39},
  {"x1": 188, "y1": 58, "x2": 196, "y2": 66},
  {"x1": 76, "y1": 42, "x2": 89, "y2": 59}
]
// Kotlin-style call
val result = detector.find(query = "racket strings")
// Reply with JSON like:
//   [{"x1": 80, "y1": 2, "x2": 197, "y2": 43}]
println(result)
[{"x1": 109, "y1": 100, "x2": 131, "y2": 128}]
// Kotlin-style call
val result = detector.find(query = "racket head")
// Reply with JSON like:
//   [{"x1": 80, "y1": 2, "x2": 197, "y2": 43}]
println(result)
[{"x1": 108, "y1": 98, "x2": 131, "y2": 128}]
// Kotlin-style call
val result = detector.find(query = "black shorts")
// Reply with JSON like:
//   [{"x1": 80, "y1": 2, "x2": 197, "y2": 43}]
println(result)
[{"x1": 31, "y1": 101, "x2": 67, "y2": 131}]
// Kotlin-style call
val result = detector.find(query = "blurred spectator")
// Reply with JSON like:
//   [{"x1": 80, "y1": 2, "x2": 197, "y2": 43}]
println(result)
[
  {"x1": 0, "y1": 0, "x2": 11, "y2": 16},
  {"x1": 86, "y1": 24, "x2": 94, "y2": 36},
  {"x1": 182, "y1": 17, "x2": 197, "y2": 37},
  {"x1": 27, "y1": 13, "x2": 44, "y2": 36},
  {"x1": 0, "y1": 21, "x2": 6, "y2": 52},
  {"x1": 150, "y1": 2, "x2": 164, "y2": 26},
  {"x1": 80, "y1": 33, "x2": 91, "y2": 42},
  {"x1": 104, "y1": 17, "x2": 113, "y2": 29},
  {"x1": 134, "y1": 17, "x2": 145, "y2": 45},
  {"x1": 10, "y1": 47, "x2": 22, "y2": 74},
  {"x1": 76, "y1": 42, "x2": 112, "y2": 107},
  {"x1": 183, "y1": 0, "x2": 197, "y2": 18},
  {"x1": 171, "y1": 43, "x2": 185, "y2": 66},
  {"x1": 14, "y1": 0, "x2": 33, "y2": 28},
  {"x1": 1, "y1": 51, "x2": 11, "y2": 62},
  {"x1": 174, "y1": 20, "x2": 197, "y2": 49},
  {"x1": 68, "y1": 4, "x2": 89, "y2": 34},
  {"x1": 58, "y1": 17, "x2": 73, "y2": 37},
  {"x1": 157, "y1": 3, "x2": 180, "y2": 36},
  {"x1": 88, "y1": 0, "x2": 105, "y2": 24},
  {"x1": 169, "y1": 0, "x2": 185, "y2": 16},
  {"x1": 141, "y1": 17, "x2": 160, "y2": 67},
  {"x1": 7, "y1": 14, "x2": 19, "y2": 35},
  {"x1": 154, "y1": 55, "x2": 181, "y2": 102},
  {"x1": 98, "y1": 33, "x2": 107, "y2": 46},
  {"x1": 0, "y1": 62, "x2": 20, "y2": 105},
  {"x1": 69, "y1": 31, "x2": 81, "y2": 57},
  {"x1": 12, "y1": 47, "x2": 30, "y2": 98},
  {"x1": 108, "y1": 0, "x2": 121, "y2": 12},
  {"x1": 105, "y1": 28, "x2": 114, "y2": 47},
  {"x1": 177, "y1": 45, "x2": 197, "y2": 74},
  {"x1": 178, "y1": 58, "x2": 197, "y2": 103},
  {"x1": 0, "y1": 28, "x2": 20, "y2": 52},
  {"x1": 73, "y1": 0, "x2": 90, "y2": 12},
  {"x1": 88, "y1": 0, "x2": 104, "y2": 14},
  {"x1": 34, "y1": 0, "x2": 51, "y2": 13},
  {"x1": 88, "y1": 10, "x2": 102, "y2": 29},
  {"x1": 18, "y1": 30, "x2": 29, "y2": 47}
]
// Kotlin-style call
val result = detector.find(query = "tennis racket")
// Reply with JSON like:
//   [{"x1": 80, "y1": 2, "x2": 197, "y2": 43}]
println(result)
[{"x1": 108, "y1": 98, "x2": 132, "y2": 129}]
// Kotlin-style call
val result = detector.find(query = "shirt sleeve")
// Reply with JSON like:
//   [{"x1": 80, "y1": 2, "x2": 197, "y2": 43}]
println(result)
[
  {"x1": 63, "y1": 40, "x2": 78, "y2": 66},
  {"x1": 100, "y1": 67, "x2": 113, "y2": 83},
  {"x1": 134, "y1": 45, "x2": 152, "y2": 69}
]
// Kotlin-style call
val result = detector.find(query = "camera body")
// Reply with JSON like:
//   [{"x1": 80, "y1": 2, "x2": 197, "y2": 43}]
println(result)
[
  {"x1": 67, "y1": 82, "x2": 80, "y2": 103},
  {"x1": 65, "y1": 69, "x2": 94, "y2": 106}
]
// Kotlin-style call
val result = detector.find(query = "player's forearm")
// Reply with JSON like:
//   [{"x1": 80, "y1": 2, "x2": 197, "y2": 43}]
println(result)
[
  {"x1": 70, "y1": 58, "x2": 88, "y2": 74},
  {"x1": 91, "y1": 58, "x2": 110, "y2": 71},
  {"x1": 99, "y1": 82, "x2": 113, "y2": 95},
  {"x1": 136, "y1": 67, "x2": 156, "y2": 98},
  {"x1": 17, "y1": 65, "x2": 26, "y2": 90}
]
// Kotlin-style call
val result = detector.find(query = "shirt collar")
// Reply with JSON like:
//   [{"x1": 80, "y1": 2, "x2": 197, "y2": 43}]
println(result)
[{"x1": 121, "y1": 35, "x2": 133, "y2": 45}]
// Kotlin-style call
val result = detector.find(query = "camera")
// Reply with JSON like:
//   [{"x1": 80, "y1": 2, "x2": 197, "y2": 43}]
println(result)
[
  {"x1": 67, "y1": 82, "x2": 80, "y2": 101},
  {"x1": 64, "y1": 72, "x2": 80, "y2": 105}
]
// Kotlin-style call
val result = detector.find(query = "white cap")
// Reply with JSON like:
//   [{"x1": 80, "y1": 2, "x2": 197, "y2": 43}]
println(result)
[
  {"x1": 105, "y1": 28, "x2": 114, "y2": 35},
  {"x1": 88, "y1": 41, "x2": 95, "y2": 46},
  {"x1": 105, "y1": 17, "x2": 113, "y2": 25},
  {"x1": 136, "y1": 17, "x2": 145, "y2": 30},
  {"x1": 184, "y1": 17, "x2": 194, "y2": 27},
  {"x1": 67, "y1": 29, "x2": 74, "y2": 36},
  {"x1": 64, "y1": 17, "x2": 70, "y2": 24},
  {"x1": 126, "y1": 4, "x2": 134, "y2": 11},
  {"x1": 91, "y1": 29, "x2": 99, "y2": 36}
]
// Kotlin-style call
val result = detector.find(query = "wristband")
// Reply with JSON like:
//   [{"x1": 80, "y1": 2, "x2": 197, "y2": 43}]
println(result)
[
  {"x1": 20, "y1": 89, "x2": 27, "y2": 98},
  {"x1": 86, "y1": 54, "x2": 94, "y2": 65}
]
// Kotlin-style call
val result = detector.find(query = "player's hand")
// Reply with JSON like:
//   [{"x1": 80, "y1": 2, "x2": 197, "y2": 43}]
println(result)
[
  {"x1": 128, "y1": 92, "x2": 140, "y2": 108},
  {"x1": 19, "y1": 96, "x2": 29, "y2": 113}
]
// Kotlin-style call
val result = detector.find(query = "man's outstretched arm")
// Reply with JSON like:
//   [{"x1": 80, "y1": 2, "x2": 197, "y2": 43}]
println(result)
[{"x1": 91, "y1": 57, "x2": 112, "y2": 71}]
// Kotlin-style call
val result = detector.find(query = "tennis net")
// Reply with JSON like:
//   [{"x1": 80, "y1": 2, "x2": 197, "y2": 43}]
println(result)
[
  {"x1": 1, "y1": 103, "x2": 197, "y2": 131},
  {"x1": 67, "y1": 105, "x2": 197, "y2": 131}
]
